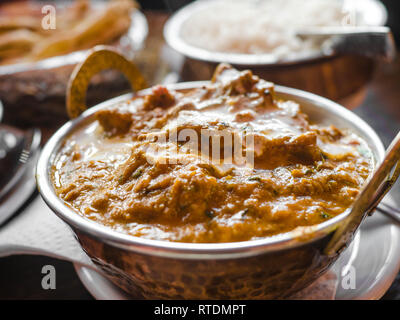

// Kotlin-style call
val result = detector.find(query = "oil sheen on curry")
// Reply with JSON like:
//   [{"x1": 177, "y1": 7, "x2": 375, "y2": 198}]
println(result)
[{"x1": 53, "y1": 65, "x2": 373, "y2": 243}]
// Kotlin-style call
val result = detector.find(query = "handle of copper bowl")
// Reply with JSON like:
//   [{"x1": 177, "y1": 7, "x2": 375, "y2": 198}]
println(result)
[
  {"x1": 325, "y1": 131, "x2": 400, "y2": 256},
  {"x1": 66, "y1": 45, "x2": 148, "y2": 119}
]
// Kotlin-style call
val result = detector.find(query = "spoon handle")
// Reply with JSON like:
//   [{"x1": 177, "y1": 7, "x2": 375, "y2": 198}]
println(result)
[
  {"x1": 297, "y1": 26, "x2": 391, "y2": 37},
  {"x1": 297, "y1": 26, "x2": 397, "y2": 61},
  {"x1": 376, "y1": 205, "x2": 400, "y2": 225},
  {"x1": 325, "y1": 131, "x2": 400, "y2": 256},
  {"x1": 379, "y1": 202, "x2": 400, "y2": 216}
]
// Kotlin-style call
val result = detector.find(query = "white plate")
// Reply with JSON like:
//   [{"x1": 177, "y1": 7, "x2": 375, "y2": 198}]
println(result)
[{"x1": 75, "y1": 195, "x2": 400, "y2": 300}]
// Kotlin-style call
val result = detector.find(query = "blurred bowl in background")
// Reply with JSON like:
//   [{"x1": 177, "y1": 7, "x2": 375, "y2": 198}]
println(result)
[
  {"x1": 164, "y1": 0, "x2": 388, "y2": 108},
  {"x1": 0, "y1": 5, "x2": 148, "y2": 130}
]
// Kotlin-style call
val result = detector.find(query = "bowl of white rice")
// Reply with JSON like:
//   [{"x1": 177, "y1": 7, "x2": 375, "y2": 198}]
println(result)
[
  {"x1": 164, "y1": 0, "x2": 388, "y2": 105},
  {"x1": 165, "y1": 0, "x2": 387, "y2": 65}
]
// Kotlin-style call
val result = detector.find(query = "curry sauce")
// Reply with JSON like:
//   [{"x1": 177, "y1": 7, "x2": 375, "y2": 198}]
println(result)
[{"x1": 52, "y1": 64, "x2": 373, "y2": 243}]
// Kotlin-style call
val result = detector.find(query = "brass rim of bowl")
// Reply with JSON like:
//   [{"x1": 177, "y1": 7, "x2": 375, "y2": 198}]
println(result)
[
  {"x1": 164, "y1": 0, "x2": 388, "y2": 67},
  {"x1": 36, "y1": 82, "x2": 385, "y2": 260}
]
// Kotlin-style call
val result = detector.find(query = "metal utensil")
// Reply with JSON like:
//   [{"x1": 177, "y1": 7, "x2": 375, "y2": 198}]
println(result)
[
  {"x1": 325, "y1": 131, "x2": 400, "y2": 255},
  {"x1": 297, "y1": 26, "x2": 396, "y2": 61},
  {"x1": 377, "y1": 202, "x2": 400, "y2": 225},
  {"x1": 0, "y1": 125, "x2": 41, "y2": 201},
  {"x1": 0, "y1": 150, "x2": 39, "y2": 226},
  {"x1": 0, "y1": 100, "x2": 3, "y2": 122}
]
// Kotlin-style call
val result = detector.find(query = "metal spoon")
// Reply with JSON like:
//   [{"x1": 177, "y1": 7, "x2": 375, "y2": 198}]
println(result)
[
  {"x1": 376, "y1": 202, "x2": 400, "y2": 225},
  {"x1": 297, "y1": 26, "x2": 397, "y2": 61}
]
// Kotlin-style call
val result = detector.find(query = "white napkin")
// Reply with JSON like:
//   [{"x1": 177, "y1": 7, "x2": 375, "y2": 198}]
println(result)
[{"x1": 0, "y1": 196, "x2": 93, "y2": 268}]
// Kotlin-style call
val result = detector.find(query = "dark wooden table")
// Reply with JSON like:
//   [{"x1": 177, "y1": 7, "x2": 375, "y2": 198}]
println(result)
[{"x1": 0, "y1": 12, "x2": 399, "y2": 300}]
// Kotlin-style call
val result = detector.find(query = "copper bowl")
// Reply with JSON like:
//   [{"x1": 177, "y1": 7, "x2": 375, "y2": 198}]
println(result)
[
  {"x1": 36, "y1": 48, "x2": 388, "y2": 299},
  {"x1": 164, "y1": 0, "x2": 388, "y2": 108}
]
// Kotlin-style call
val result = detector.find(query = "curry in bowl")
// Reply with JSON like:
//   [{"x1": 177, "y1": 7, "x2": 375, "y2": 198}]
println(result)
[{"x1": 52, "y1": 64, "x2": 373, "y2": 243}]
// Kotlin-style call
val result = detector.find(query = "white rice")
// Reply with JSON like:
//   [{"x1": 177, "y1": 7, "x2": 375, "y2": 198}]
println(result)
[{"x1": 180, "y1": 0, "x2": 357, "y2": 60}]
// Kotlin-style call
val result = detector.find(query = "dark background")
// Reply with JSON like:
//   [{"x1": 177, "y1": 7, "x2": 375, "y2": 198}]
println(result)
[
  {"x1": 382, "y1": 0, "x2": 400, "y2": 42},
  {"x1": 137, "y1": 0, "x2": 400, "y2": 43}
]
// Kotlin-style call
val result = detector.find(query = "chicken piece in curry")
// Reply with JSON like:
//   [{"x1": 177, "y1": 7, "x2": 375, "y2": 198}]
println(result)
[{"x1": 52, "y1": 64, "x2": 373, "y2": 243}]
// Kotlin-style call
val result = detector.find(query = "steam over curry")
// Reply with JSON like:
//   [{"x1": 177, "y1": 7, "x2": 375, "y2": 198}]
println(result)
[{"x1": 52, "y1": 65, "x2": 373, "y2": 243}]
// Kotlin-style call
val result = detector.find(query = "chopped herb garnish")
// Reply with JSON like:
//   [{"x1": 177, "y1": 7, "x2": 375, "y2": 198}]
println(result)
[
  {"x1": 305, "y1": 169, "x2": 314, "y2": 175},
  {"x1": 132, "y1": 168, "x2": 143, "y2": 179},
  {"x1": 241, "y1": 208, "x2": 250, "y2": 217},
  {"x1": 248, "y1": 176, "x2": 262, "y2": 182},
  {"x1": 320, "y1": 211, "x2": 330, "y2": 219}
]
